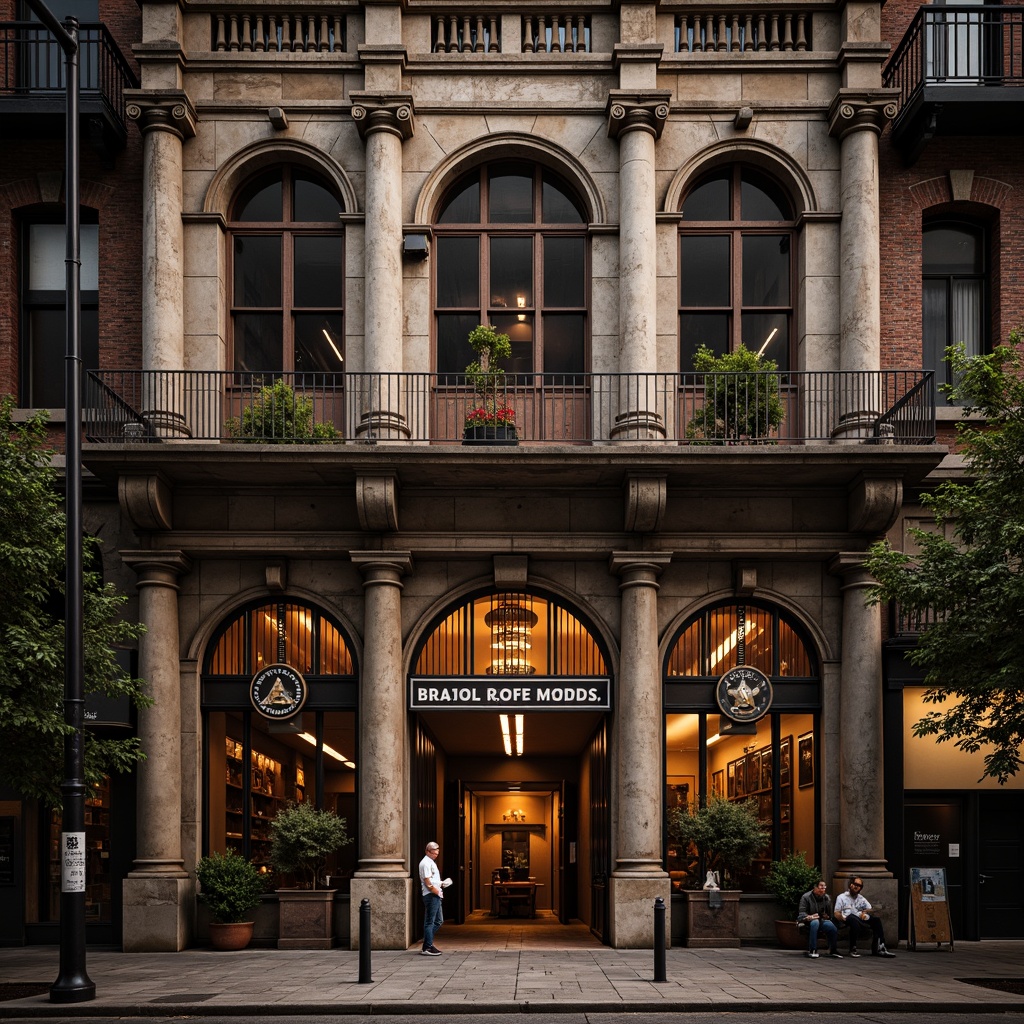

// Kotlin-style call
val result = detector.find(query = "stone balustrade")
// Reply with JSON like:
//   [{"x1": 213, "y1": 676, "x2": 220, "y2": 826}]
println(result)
[
  {"x1": 430, "y1": 13, "x2": 591, "y2": 54},
  {"x1": 212, "y1": 11, "x2": 346, "y2": 53},
  {"x1": 675, "y1": 10, "x2": 811, "y2": 52}
]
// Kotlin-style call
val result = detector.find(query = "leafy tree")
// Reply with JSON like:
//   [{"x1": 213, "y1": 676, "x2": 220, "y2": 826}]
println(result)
[
  {"x1": 226, "y1": 379, "x2": 340, "y2": 443},
  {"x1": 0, "y1": 396, "x2": 148, "y2": 806},
  {"x1": 667, "y1": 796, "x2": 769, "y2": 886},
  {"x1": 269, "y1": 802, "x2": 351, "y2": 890},
  {"x1": 865, "y1": 336, "x2": 1024, "y2": 783}
]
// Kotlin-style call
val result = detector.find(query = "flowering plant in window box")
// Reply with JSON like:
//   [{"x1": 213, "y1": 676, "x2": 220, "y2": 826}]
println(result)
[
  {"x1": 464, "y1": 405, "x2": 516, "y2": 430},
  {"x1": 462, "y1": 324, "x2": 518, "y2": 444}
]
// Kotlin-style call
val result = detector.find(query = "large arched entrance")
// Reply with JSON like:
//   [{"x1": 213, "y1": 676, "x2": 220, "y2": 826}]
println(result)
[{"x1": 409, "y1": 590, "x2": 612, "y2": 943}]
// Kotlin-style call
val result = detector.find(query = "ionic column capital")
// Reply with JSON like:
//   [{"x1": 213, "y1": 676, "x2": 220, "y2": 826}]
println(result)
[
  {"x1": 606, "y1": 91, "x2": 671, "y2": 141},
  {"x1": 119, "y1": 550, "x2": 192, "y2": 587},
  {"x1": 125, "y1": 91, "x2": 198, "y2": 140},
  {"x1": 350, "y1": 93, "x2": 415, "y2": 141},
  {"x1": 827, "y1": 90, "x2": 899, "y2": 140}
]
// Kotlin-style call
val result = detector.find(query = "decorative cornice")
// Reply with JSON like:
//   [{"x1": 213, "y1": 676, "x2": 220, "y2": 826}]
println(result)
[
  {"x1": 612, "y1": 42, "x2": 664, "y2": 67},
  {"x1": 827, "y1": 90, "x2": 899, "y2": 140},
  {"x1": 119, "y1": 549, "x2": 192, "y2": 584},
  {"x1": 125, "y1": 91, "x2": 198, "y2": 140},
  {"x1": 606, "y1": 90, "x2": 671, "y2": 141},
  {"x1": 350, "y1": 92, "x2": 415, "y2": 141}
]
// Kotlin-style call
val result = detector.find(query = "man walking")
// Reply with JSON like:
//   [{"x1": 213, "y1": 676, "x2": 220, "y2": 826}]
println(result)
[
  {"x1": 418, "y1": 841, "x2": 444, "y2": 955},
  {"x1": 834, "y1": 876, "x2": 896, "y2": 957}
]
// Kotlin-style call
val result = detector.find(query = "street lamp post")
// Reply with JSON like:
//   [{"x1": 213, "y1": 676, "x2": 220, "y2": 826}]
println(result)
[{"x1": 23, "y1": 0, "x2": 94, "y2": 1003}]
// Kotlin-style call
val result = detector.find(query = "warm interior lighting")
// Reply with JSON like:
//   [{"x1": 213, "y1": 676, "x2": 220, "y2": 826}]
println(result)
[
  {"x1": 708, "y1": 622, "x2": 763, "y2": 671},
  {"x1": 299, "y1": 731, "x2": 355, "y2": 769},
  {"x1": 706, "y1": 732, "x2": 722, "y2": 745},
  {"x1": 515, "y1": 714, "x2": 524, "y2": 756},
  {"x1": 499, "y1": 714, "x2": 524, "y2": 757},
  {"x1": 757, "y1": 327, "x2": 779, "y2": 358},
  {"x1": 321, "y1": 322, "x2": 344, "y2": 364},
  {"x1": 499, "y1": 714, "x2": 512, "y2": 757},
  {"x1": 516, "y1": 294, "x2": 526, "y2": 321},
  {"x1": 486, "y1": 599, "x2": 538, "y2": 675}
]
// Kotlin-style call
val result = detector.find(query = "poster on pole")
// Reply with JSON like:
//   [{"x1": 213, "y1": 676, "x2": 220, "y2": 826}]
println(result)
[{"x1": 907, "y1": 866, "x2": 954, "y2": 951}]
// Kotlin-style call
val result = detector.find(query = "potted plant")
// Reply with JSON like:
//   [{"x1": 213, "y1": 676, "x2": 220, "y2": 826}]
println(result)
[
  {"x1": 685, "y1": 343, "x2": 785, "y2": 444},
  {"x1": 196, "y1": 850, "x2": 267, "y2": 950},
  {"x1": 667, "y1": 796, "x2": 770, "y2": 947},
  {"x1": 462, "y1": 324, "x2": 518, "y2": 445},
  {"x1": 764, "y1": 851, "x2": 822, "y2": 948},
  {"x1": 226, "y1": 378, "x2": 341, "y2": 443},
  {"x1": 269, "y1": 802, "x2": 352, "y2": 949}
]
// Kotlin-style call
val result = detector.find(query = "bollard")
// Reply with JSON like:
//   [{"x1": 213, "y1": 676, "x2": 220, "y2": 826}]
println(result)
[
  {"x1": 358, "y1": 898, "x2": 372, "y2": 983},
  {"x1": 653, "y1": 896, "x2": 667, "y2": 982}
]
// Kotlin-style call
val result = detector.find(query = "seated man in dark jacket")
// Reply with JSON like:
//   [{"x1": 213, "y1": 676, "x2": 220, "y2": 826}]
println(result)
[{"x1": 797, "y1": 880, "x2": 842, "y2": 959}]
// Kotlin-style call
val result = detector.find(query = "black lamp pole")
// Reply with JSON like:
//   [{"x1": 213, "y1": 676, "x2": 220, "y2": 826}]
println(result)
[{"x1": 23, "y1": 0, "x2": 93, "y2": 1003}]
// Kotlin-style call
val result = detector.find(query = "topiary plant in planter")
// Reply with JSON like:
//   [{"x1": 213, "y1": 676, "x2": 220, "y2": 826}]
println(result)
[
  {"x1": 196, "y1": 850, "x2": 267, "y2": 950},
  {"x1": 270, "y1": 801, "x2": 352, "y2": 891},
  {"x1": 226, "y1": 379, "x2": 341, "y2": 443},
  {"x1": 463, "y1": 324, "x2": 517, "y2": 444},
  {"x1": 686, "y1": 343, "x2": 785, "y2": 444}
]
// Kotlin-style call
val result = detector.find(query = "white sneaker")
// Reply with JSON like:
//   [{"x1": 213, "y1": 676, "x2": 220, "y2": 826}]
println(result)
[{"x1": 806, "y1": 950, "x2": 819, "y2": 958}]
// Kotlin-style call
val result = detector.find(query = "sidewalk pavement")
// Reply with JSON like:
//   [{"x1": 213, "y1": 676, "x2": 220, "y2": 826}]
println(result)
[{"x1": 2, "y1": 941, "x2": 1023, "y2": 1017}]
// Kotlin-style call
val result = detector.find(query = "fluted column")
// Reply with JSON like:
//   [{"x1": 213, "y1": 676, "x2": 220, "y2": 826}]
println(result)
[
  {"x1": 351, "y1": 95, "x2": 414, "y2": 440},
  {"x1": 608, "y1": 552, "x2": 672, "y2": 946},
  {"x1": 119, "y1": 550, "x2": 192, "y2": 952},
  {"x1": 829, "y1": 553, "x2": 895, "y2": 906},
  {"x1": 349, "y1": 551, "x2": 413, "y2": 948},
  {"x1": 607, "y1": 95, "x2": 670, "y2": 440},
  {"x1": 126, "y1": 96, "x2": 197, "y2": 438},
  {"x1": 828, "y1": 93, "x2": 897, "y2": 440}
]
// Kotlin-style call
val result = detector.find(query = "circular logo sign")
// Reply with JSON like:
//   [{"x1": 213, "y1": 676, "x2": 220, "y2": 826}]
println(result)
[
  {"x1": 715, "y1": 666, "x2": 773, "y2": 723},
  {"x1": 250, "y1": 664, "x2": 308, "y2": 720}
]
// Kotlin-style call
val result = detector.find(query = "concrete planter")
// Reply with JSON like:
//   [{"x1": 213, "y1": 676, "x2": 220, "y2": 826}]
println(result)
[
  {"x1": 681, "y1": 889, "x2": 742, "y2": 948},
  {"x1": 277, "y1": 889, "x2": 336, "y2": 949}
]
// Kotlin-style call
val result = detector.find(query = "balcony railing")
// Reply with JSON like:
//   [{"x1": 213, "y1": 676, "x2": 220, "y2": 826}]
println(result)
[
  {"x1": 885, "y1": 5, "x2": 1024, "y2": 124},
  {"x1": 675, "y1": 10, "x2": 811, "y2": 53},
  {"x1": 212, "y1": 12, "x2": 346, "y2": 53},
  {"x1": 430, "y1": 14, "x2": 590, "y2": 53},
  {"x1": 84, "y1": 369, "x2": 935, "y2": 446},
  {"x1": 0, "y1": 22, "x2": 137, "y2": 131}
]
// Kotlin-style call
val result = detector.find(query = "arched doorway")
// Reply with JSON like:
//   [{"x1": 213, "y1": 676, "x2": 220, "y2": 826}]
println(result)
[{"x1": 409, "y1": 590, "x2": 612, "y2": 940}]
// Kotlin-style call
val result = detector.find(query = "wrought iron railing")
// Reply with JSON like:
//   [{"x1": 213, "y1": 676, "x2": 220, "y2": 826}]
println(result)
[
  {"x1": 885, "y1": 5, "x2": 1024, "y2": 114},
  {"x1": 83, "y1": 369, "x2": 935, "y2": 445},
  {"x1": 675, "y1": 10, "x2": 811, "y2": 53},
  {"x1": 0, "y1": 22, "x2": 138, "y2": 126}
]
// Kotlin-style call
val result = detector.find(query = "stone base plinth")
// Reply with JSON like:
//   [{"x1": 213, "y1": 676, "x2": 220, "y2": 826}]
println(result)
[
  {"x1": 277, "y1": 889, "x2": 337, "y2": 949},
  {"x1": 608, "y1": 874, "x2": 671, "y2": 948},
  {"x1": 122, "y1": 874, "x2": 191, "y2": 952},
  {"x1": 349, "y1": 875, "x2": 413, "y2": 950}
]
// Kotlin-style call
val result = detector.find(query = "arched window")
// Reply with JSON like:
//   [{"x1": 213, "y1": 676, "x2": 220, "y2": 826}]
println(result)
[
  {"x1": 201, "y1": 599, "x2": 357, "y2": 885},
  {"x1": 923, "y1": 219, "x2": 988, "y2": 404},
  {"x1": 433, "y1": 162, "x2": 588, "y2": 378},
  {"x1": 679, "y1": 165, "x2": 794, "y2": 372},
  {"x1": 663, "y1": 601, "x2": 819, "y2": 892},
  {"x1": 229, "y1": 167, "x2": 344, "y2": 375}
]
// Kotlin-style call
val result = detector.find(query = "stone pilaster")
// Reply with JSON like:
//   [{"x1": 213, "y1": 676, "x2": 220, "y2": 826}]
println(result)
[
  {"x1": 608, "y1": 552, "x2": 672, "y2": 947},
  {"x1": 828, "y1": 553, "x2": 896, "y2": 911},
  {"x1": 351, "y1": 95, "x2": 414, "y2": 440},
  {"x1": 119, "y1": 550, "x2": 193, "y2": 952},
  {"x1": 126, "y1": 94, "x2": 197, "y2": 439},
  {"x1": 349, "y1": 551, "x2": 413, "y2": 948},
  {"x1": 607, "y1": 94, "x2": 670, "y2": 440},
  {"x1": 827, "y1": 92, "x2": 898, "y2": 440}
]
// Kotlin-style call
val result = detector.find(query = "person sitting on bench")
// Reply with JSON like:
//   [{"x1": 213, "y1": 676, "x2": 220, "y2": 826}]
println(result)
[{"x1": 833, "y1": 876, "x2": 896, "y2": 958}]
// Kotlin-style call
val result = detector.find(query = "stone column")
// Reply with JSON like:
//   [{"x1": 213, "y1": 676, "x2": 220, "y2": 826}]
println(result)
[
  {"x1": 351, "y1": 95, "x2": 414, "y2": 440},
  {"x1": 349, "y1": 551, "x2": 413, "y2": 948},
  {"x1": 827, "y1": 93, "x2": 897, "y2": 439},
  {"x1": 608, "y1": 552, "x2": 672, "y2": 947},
  {"x1": 125, "y1": 96, "x2": 197, "y2": 438},
  {"x1": 607, "y1": 95, "x2": 670, "y2": 440},
  {"x1": 119, "y1": 550, "x2": 192, "y2": 952},
  {"x1": 829, "y1": 553, "x2": 896, "y2": 911}
]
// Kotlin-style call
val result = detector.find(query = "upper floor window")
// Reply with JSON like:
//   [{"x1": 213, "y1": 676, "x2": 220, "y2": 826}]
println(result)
[
  {"x1": 20, "y1": 212, "x2": 99, "y2": 408},
  {"x1": 229, "y1": 167, "x2": 344, "y2": 375},
  {"x1": 434, "y1": 162, "x2": 588, "y2": 379},
  {"x1": 679, "y1": 165, "x2": 794, "y2": 372},
  {"x1": 923, "y1": 220, "x2": 987, "y2": 404}
]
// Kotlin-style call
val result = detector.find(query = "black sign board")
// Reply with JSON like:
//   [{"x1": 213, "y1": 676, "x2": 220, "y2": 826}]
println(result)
[
  {"x1": 0, "y1": 817, "x2": 16, "y2": 886},
  {"x1": 409, "y1": 677, "x2": 611, "y2": 712}
]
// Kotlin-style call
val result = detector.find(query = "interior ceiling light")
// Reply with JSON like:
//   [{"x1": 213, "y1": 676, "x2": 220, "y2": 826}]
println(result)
[
  {"x1": 486, "y1": 596, "x2": 538, "y2": 676},
  {"x1": 299, "y1": 731, "x2": 355, "y2": 769},
  {"x1": 499, "y1": 714, "x2": 524, "y2": 757}
]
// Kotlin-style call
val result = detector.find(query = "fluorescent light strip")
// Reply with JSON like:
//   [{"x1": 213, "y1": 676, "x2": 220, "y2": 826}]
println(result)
[
  {"x1": 299, "y1": 731, "x2": 355, "y2": 769},
  {"x1": 515, "y1": 714, "x2": 524, "y2": 756},
  {"x1": 500, "y1": 714, "x2": 512, "y2": 757}
]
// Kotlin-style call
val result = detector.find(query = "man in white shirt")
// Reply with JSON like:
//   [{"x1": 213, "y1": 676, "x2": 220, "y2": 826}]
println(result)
[
  {"x1": 418, "y1": 841, "x2": 444, "y2": 955},
  {"x1": 834, "y1": 876, "x2": 896, "y2": 957}
]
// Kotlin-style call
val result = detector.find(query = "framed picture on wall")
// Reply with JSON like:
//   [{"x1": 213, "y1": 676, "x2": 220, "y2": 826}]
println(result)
[
  {"x1": 727, "y1": 761, "x2": 736, "y2": 799},
  {"x1": 666, "y1": 777, "x2": 694, "y2": 810},
  {"x1": 735, "y1": 758, "x2": 746, "y2": 797},
  {"x1": 712, "y1": 769, "x2": 725, "y2": 799},
  {"x1": 780, "y1": 736, "x2": 792, "y2": 786},
  {"x1": 798, "y1": 732, "x2": 814, "y2": 788},
  {"x1": 748, "y1": 751, "x2": 762, "y2": 793},
  {"x1": 760, "y1": 749, "x2": 773, "y2": 791}
]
